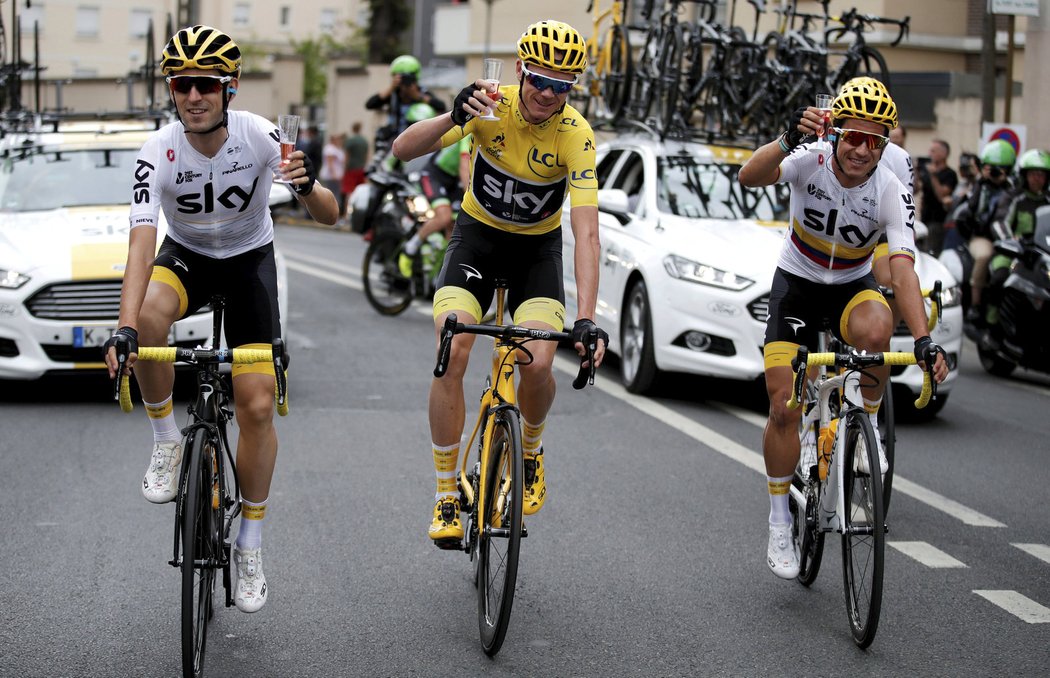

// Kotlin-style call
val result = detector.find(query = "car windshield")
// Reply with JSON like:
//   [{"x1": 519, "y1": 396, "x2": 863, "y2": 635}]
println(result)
[
  {"x1": 656, "y1": 153, "x2": 787, "y2": 221},
  {"x1": 0, "y1": 147, "x2": 137, "y2": 212}
]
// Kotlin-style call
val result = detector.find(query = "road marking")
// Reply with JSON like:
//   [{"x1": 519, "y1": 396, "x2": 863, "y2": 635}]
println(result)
[
  {"x1": 1013, "y1": 543, "x2": 1050, "y2": 565},
  {"x1": 284, "y1": 257, "x2": 362, "y2": 292},
  {"x1": 283, "y1": 248, "x2": 360, "y2": 276},
  {"x1": 888, "y1": 541, "x2": 967, "y2": 568},
  {"x1": 575, "y1": 373, "x2": 1007, "y2": 527},
  {"x1": 973, "y1": 590, "x2": 1050, "y2": 624}
]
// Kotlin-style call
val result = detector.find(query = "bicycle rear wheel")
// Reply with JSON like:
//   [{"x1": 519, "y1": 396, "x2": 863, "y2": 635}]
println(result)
[
  {"x1": 477, "y1": 409, "x2": 523, "y2": 657},
  {"x1": 362, "y1": 227, "x2": 413, "y2": 316},
  {"x1": 602, "y1": 24, "x2": 632, "y2": 119},
  {"x1": 181, "y1": 432, "x2": 217, "y2": 678},
  {"x1": 841, "y1": 412, "x2": 885, "y2": 648}
]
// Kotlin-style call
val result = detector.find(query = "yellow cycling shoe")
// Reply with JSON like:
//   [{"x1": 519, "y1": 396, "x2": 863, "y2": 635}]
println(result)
[
  {"x1": 523, "y1": 449, "x2": 546, "y2": 515},
  {"x1": 398, "y1": 252, "x2": 414, "y2": 278},
  {"x1": 428, "y1": 497, "x2": 463, "y2": 545}
]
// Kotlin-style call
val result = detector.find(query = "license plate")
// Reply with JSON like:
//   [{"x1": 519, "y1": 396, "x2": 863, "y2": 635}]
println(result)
[{"x1": 73, "y1": 326, "x2": 115, "y2": 348}]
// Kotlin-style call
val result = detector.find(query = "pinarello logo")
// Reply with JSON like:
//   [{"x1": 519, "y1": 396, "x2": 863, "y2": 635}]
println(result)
[{"x1": 167, "y1": 148, "x2": 175, "y2": 162}]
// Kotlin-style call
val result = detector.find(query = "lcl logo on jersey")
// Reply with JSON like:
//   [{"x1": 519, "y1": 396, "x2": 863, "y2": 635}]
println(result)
[
  {"x1": 176, "y1": 178, "x2": 260, "y2": 215},
  {"x1": 527, "y1": 147, "x2": 560, "y2": 180}
]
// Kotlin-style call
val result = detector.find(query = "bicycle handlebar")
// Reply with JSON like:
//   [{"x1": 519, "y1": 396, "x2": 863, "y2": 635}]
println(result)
[
  {"x1": 879, "y1": 280, "x2": 943, "y2": 333},
  {"x1": 786, "y1": 346, "x2": 935, "y2": 411},
  {"x1": 114, "y1": 339, "x2": 290, "y2": 416},
  {"x1": 827, "y1": 9, "x2": 910, "y2": 46},
  {"x1": 433, "y1": 313, "x2": 598, "y2": 390}
]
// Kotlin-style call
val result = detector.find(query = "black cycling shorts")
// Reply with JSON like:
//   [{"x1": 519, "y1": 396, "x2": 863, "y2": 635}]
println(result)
[
  {"x1": 435, "y1": 213, "x2": 564, "y2": 322},
  {"x1": 420, "y1": 167, "x2": 463, "y2": 208},
  {"x1": 764, "y1": 267, "x2": 882, "y2": 351},
  {"x1": 152, "y1": 237, "x2": 281, "y2": 348}
]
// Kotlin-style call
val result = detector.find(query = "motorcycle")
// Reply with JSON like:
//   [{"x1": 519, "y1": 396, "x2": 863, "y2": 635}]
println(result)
[
  {"x1": 350, "y1": 145, "x2": 447, "y2": 315},
  {"x1": 976, "y1": 205, "x2": 1050, "y2": 377}
]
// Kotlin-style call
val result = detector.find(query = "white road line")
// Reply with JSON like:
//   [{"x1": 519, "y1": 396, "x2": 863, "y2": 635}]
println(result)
[
  {"x1": 888, "y1": 541, "x2": 968, "y2": 568},
  {"x1": 973, "y1": 590, "x2": 1050, "y2": 624},
  {"x1": 284, "y1": 258, "x2": 362, "y2": 292},
  {"x1": 283, "y1": 249, "x2": 360, "y2": 277},
  {"x1": 1013, "y1": 543, "x2": 1050, "y2": 566},
  {"x1": 591, "y1": 379, "x2": 1007, "y2": 527}
]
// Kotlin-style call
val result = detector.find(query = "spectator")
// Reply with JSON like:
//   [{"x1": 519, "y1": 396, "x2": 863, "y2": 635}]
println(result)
[
  {"x1": 341, "y1": 122, "x2": 370, "y2": 216},
  {"x1": 916, "y1": 138, "x2": 958, "y2": 256},
  {"x1": 365, "y1": 55, "x2": 447, "y2": 149},
  {"x1": 321, "y1": 132, "x2": 346, "y2": 212}
]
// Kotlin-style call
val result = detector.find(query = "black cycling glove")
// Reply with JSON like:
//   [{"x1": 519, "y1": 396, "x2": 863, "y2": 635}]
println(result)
[
  {"x1": 571, "y1": 318, "x2": 610, "y2": 350},
  {"x1": 292, "y1": 153, "x2": 316, "y2": 196},
  {"x1": 102, "y1": 326, "x2": 139, "y2": 359},
  {"x1": 451, "y1": 84, "x2": 477, "y2": 127},
  {"x1": 780, "y1": 106, "x2": 809, "y2": 151},
  {"x1": 913, "y1": 335, "x2": 945, "y2": 367}
]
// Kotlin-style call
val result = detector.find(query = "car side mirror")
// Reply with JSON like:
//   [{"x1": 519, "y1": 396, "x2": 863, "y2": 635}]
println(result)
[{"x1": 597, "y1": 188, "x2": 631, "y2": 225}]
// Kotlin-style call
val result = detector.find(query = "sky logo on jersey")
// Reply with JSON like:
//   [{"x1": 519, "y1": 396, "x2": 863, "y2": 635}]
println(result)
[
  {"x1": 133, "y1": 159, "x2": 155, "y2": 205},
  {"x1": 473, "y1": 154, "x2": 565, "y2": 225},
  {"x1": 176, "y1": 178, "x2": 260, "y2": 214}
]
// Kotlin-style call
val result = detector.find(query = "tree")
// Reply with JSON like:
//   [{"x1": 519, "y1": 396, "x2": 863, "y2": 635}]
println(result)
[{"x1": 368, "y1": 0, "x2": 412, "y2": 64}]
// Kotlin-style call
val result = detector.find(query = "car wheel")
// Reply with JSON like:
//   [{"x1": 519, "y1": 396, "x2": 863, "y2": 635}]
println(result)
[
  {"x1": 977, "y1": 342, "x2": 1016, "y2": 378},
  {"x1": 620, "y1": 280, "x2": 661, "y2": 394}
]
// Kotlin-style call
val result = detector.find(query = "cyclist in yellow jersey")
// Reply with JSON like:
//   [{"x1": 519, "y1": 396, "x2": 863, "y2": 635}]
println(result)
[
  {"x1": 739, "y1": 78, "x2": 949, "y2": 580},
  {"x1": 392, "y1": 19, "x2": 609, "y2": 545}
]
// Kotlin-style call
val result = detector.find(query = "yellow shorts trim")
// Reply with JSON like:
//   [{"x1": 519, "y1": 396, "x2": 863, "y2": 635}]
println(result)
[
  {"x1": 512, "y1": 297, "x2": 566, "y2": 330},
  {"x1": 841, "y1": 290, "x2": 890, "y2": 346},
  {"x1": 872, "y1": 242, "x2": 889, "y2": 261},
  {"x1": 231, "y1": 342, "x2": 276, "y2": 378},
  {"x1": 763, "y1": 340, "x2": 800, "y2": 370},
  {"x1": 149, "y1": 266, "x2": 189, "y2": 318},
  {"x1": 433, "y1": 286, "x2": 482, "y2": 322}
]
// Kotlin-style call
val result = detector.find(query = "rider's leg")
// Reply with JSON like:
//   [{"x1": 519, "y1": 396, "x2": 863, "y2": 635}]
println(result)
[
  {"x1": 761, "y1": 345, "x2": 804, "y2": 579},
  {"x1": 405, "y1": 203, "x2": 453, "y2": 256}
]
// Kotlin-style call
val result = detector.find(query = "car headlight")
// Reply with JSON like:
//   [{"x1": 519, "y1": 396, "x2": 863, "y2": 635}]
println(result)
[
  {"x1": 0, "y1": 269, "x2": 30, "y2": 289},
  {"x1": 663, "y1": 255, "x2": 754, "y2": 291},
  {"x1": 939, "y1": 283, "x2": 963, "y2": 308}
]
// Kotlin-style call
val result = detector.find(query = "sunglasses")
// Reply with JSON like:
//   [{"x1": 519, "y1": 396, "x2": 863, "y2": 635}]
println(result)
[
  {"x1": 831, "y1": 127, "x2": 890, "y2": 150},
  {"x1": 521, "y1": 65, "x2": 577, "y2": 95},
  {"x1": 166, "y1": 75, "x2": 233, "y2": 95}
]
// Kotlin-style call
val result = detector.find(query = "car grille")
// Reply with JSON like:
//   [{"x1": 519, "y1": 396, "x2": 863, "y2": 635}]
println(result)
[
  {"x1": 25, "y1": 280, "x2": 123, "y2": 321},
  {"x1": 748, "y1": 294, "x2": 769, "y2": 323}
]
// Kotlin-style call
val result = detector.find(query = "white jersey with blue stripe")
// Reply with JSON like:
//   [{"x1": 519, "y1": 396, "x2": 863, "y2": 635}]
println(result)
[
  {"x1": 775, "y1": 145, "x2": 918, "y2": 284},
  {"x1": 127, "y1": 110, "x2": 282, "y2": 258}
]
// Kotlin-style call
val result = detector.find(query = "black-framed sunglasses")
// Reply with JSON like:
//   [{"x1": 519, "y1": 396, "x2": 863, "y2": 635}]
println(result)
[
  {"x1": 521, "y1": 65, "x2": 576, "y2": 95},
  {"x1": 166, "y1": 75, "x2": 233, "y2": 95},
  {"x1": 831, "y1": 127, "x2": 890, "y2": 150}
]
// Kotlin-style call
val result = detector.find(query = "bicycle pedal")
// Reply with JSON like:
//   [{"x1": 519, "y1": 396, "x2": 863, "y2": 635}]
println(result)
[
  {"x1": 521, "y1": 522, "x2": 528, "y2": 538},
  {"x1": 433, "y1": 537, "x2": 465, "y2": 552}
]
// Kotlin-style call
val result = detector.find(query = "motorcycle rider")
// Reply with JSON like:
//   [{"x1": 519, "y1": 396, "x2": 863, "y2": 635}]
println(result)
[
  {"x1": 980, "y1": 148, "x2": 1050, "y2": 343},
  {"x1": 958, "y1": 139, "x2": 1016, "y2": 331}
]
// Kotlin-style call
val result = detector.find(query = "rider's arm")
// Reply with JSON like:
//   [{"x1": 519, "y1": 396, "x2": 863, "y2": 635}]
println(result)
[
  {"x1": 391, "y1": 113, "x2": 457, "y2": 162},
  {"x1": 570, "y1": 205, "x2": 600, "y2": 322},
  {"x1": 738, "y1": 140, "x2": 788, "y2": 188},
  {"x1": 105, "y1": 224, "x2": 156, "y2": 375},
  {"x1": 297, "y1": 177, "x2": 340, "y2": 225}
]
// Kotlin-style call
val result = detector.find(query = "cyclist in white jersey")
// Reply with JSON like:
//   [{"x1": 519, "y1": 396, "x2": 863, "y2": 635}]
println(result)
[
  {"x1": 104, "y1": 25, "x2": 338, "y2": 613},
  {"x1": 739, "y1": 77, "x2": 949, "y2": 580}
]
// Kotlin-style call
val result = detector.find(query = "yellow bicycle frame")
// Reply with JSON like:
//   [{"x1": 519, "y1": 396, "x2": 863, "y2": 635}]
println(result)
[{"x1": 580, "y1": 0, "x2": 627, "y2": 100}]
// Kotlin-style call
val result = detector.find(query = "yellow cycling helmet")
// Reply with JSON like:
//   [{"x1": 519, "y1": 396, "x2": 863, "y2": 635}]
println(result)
[
  {"x1": 161, "y1": 25, "x2": 242, "y2": 76},
  {"x1": 517, "y1": 20, "x2": 587, "y2": 75},
  {"x1": 832, "y1": 76, "x2": 898, "y2": 131}
]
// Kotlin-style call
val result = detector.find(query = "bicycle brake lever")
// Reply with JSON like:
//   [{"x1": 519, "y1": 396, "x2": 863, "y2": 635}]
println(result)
[
  {"x1": 572, "y1": 329, "x2": 598, "y2": 390},
  {"x1": 434, "y1": 313, "x2": 458, "y2": 378}
]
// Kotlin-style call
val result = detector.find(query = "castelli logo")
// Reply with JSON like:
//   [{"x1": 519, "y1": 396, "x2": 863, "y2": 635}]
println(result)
[
  {"x1": 817, "y1": 153, "x2": 825, "y2": 165},
  {"x1": 167, "y1": 148, "x2": 175, "y2": 162}
]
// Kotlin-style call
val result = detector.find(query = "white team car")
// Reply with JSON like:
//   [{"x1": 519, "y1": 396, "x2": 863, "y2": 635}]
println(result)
[
  {"x1": 0, "y1": 115, "x2": 291, "y2": 380},
  {"x1": 561, "y1": 134, "x2": 962, "y2": 417}
]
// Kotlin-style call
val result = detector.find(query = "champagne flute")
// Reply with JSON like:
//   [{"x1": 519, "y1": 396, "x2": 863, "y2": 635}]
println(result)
[
  {"x1": 478, "y1": 59, "x2": 502, "y2": 121},
  {"x1": 810, "y1": 93, "x2": 833, "y2": 155},
  {"x1": 275, "y1": 114, "x2": 300, "y2": 183}
]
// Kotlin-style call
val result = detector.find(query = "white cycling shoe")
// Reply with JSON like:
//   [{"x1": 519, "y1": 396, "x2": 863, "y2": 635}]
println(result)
[
  {"x1": 855, "y1": 419, "x2": 889, "y2": 477},
  {"x1": 142, "y1": 441, "x2": 183, "y2": 504},
  {"x1": 767, "y1": 522, "x2": 800, "y2": 580},
  {"x1": 234, "y1": 546, "x2": 268, "y2": 613}
]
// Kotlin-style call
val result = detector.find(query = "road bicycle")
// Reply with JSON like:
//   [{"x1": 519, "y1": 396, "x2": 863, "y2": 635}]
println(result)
[
  {"x1": 577, "y1": 0, "x2": 633, "y2": 122},
  {"x1": 432, "y1": 281, "x2": 598, "y2": 656},
  {"x1": 824, "y1": 8, "x2": 908, "y2": 95},
  {"x1": 785, "y1": 342, "x2": 936, "y2": 648},
  {"x1": 362, "y1": 217, "x2": 449, "y2": 316},
  {"x1": 113, "y1": 297, "x2": 289, "y2": 678}
]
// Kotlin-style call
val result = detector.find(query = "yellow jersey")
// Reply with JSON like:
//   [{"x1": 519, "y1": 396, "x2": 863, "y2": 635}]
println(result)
[{"x1": 440, "y1": 85, "x2": 598, "y2": 235}]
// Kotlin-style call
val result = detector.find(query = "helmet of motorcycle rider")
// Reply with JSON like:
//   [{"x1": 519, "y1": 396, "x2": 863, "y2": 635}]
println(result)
[
  {"x1": 405, "y1": 102, "x2": 437, "y2": 124},
  {"x1": 980, "y1": 139, "x2": 1017, "y2": 169}
]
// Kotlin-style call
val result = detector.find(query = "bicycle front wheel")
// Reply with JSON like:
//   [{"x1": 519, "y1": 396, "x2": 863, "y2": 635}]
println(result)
[
  {"x1": 362, "y1": 228, "x2": 413, "y2": 316},
  {"x1": 841, "y1": 412, "x2": 885, "y2": 648},
  {"x1": 879, "y1": 385, "x2": 896, "y2": 515},
  {"x1": 477, "y1": 409, "x2": 523, "y2": 657},
  {"x1": 181, "y1": 432, "x2": 218, "y2": 678}
]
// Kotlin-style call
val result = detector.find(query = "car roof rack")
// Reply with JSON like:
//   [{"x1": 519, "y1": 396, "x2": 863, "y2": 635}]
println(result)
[{"x1": 594, "y1": 117, "x2": 759, "y2": 152}]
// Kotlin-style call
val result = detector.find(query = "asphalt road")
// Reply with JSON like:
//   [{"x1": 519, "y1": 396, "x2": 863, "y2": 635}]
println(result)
[{"x1": 1, "y1": 222, "x2": 1048, "y2": 677}]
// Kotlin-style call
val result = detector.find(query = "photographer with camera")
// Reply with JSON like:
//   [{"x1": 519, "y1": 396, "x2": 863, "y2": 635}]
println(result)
[
  {"x1": 916, "y1": 139, "x2": 958, "y2": 256},
  {"x1": 366, "y1": 55, "x2": 447, "y2": 147}
]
